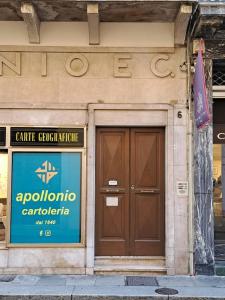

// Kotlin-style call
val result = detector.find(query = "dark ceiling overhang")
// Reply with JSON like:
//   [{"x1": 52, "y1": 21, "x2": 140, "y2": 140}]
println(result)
[
  {"x1": 0, "y1": 0, "x2": 195, "y2": 22},
  {"x1": 194, "y1": 2, "x2": 225, "y2": 39}
]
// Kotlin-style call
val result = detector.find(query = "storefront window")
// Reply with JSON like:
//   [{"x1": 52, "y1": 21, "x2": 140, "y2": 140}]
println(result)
[
  {"x1": 214, "y1": 145, "x2": 225, "y2": 259},
  {"x1": 214, "y1": 145, "x2": 223, "y2": 214},
  {"x1": 10, "y1": 151, "x2": 82, "y2": 245},
  {"x1": 213, "y1": 99, "x2": 225, "y2": 261},
  {"x1": 0, "y1": 150, "x2": 8, "y2": 242}
]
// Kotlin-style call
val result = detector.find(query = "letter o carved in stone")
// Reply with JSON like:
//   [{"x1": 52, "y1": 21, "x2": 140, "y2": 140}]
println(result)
[{"x1": 65, "y1": 54, "x2": 89, "y2": 77}]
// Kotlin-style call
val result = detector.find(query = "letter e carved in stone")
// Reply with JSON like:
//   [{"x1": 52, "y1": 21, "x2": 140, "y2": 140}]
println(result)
[
  {"x1": 113, "y1": 55, "x2": 132, "y2": 78},
  {"x1": 0, "y1": 53, "x2": 21, "y2": 76},
  {"x1": 65, "y1": 54, "x2": 89, "y2": 77},
  {"x1": 150, "y1": 55, "x2": 175, "y2": 78}
]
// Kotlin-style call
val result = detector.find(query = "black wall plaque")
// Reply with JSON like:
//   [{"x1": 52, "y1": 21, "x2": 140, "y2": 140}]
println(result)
[
  {"x1": 213, "y1": 99, "x2": 225, "y2": 125},
  {"x1": 213, "y1": 124, "x2": 225, "y2": 144},
  {"x1": 213, "y1": 100, "x2": 225, "y2": 144},
  {"x1": 10, "y1": 127, "x2": 84, "y2": 147},
  {"x1": 0, "y1": 128, "x2": 6, "y2": 146}
]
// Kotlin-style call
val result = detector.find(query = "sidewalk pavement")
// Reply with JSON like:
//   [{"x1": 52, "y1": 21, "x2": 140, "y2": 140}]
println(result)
[{"x1": 0, "y1": 275, "x2": 225, "y2": 299}]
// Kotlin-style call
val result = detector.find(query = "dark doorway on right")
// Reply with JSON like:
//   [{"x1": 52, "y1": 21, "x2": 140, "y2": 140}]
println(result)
[{"x1": 213, "y1": 98, "x2": 225, "y2": 275}]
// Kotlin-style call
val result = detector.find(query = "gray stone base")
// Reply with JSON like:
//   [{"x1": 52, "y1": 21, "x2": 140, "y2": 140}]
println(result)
[{"x1": 195, "y1": 264, "x2": 215, "y2": 275}]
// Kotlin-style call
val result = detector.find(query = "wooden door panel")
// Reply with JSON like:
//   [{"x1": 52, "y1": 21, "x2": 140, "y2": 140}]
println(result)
[
  {"x1": 95, "y1": 128, "x2": 129, "y2": 256},
  {"x1": 102, "y1": 195, "x2": 125, "y2": 238},
  {"x1": 130, "y1": 128, "x2": 165, "y2": 256},
  {"x1": 98, "y1": 130, "x2": 128, "y2": 189},
  {"x1": 132, "y1": 130, "x2": 159, "y2": 189},
  {"x1": 133, "y1": 194, "x2": 161, "y2": 240}
]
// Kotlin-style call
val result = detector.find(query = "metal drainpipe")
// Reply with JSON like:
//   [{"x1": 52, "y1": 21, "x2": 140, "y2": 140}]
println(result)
[
  {"x1": 186, "y1": 35, "x2": 194, "y2": 275},
  {"x1": 186, "y1": 1, "x2": 201, "y2": 276}
]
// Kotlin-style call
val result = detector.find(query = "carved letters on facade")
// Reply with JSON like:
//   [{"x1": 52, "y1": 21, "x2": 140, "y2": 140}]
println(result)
[
  {"x1": 0, "y1": 53, "x2": 21, "y2": 76},
  {"x1": 65, "y1": 54, "x2": 89, "y2": 77},
  {"x1": 150, "y1": 55, "x2": 175, "y2": 78},
  {"x1": 0, "y1": 52, "x2": 175, "y2": 78}
]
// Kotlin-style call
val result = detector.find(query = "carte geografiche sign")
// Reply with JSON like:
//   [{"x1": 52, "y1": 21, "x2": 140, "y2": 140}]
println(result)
[
  {"x1": 10, "y1": 127, "x2": 84, "y2": 147},
  {"x1": 10, "y1": 151, "x2": 81, "y2": 244}
]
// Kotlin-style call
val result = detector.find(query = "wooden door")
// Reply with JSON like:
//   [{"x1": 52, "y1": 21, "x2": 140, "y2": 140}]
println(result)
[
  {"x1": 95, "y1": 127, "x2": 165, "y2": 256},
  {"x1": 130, "y1": 128, "x2": 165, "y2": 255}
]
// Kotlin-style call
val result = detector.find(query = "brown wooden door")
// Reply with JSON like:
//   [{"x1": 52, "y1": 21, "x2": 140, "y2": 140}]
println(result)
[{"x1": 95, "y1": 127, "x2": 165, "y2": 256}]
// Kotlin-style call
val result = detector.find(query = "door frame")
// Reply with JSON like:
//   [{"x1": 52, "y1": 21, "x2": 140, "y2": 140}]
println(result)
[{"x1": 86, "y1": 103, "x2": 188, "y2": 275}]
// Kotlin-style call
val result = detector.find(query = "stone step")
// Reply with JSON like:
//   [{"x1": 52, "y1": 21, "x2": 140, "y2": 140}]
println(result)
[
  {"x1": 94, "y1": 265, "x2": 166, "y2": 275},
  {"x1": 95, "y1": 256, "x2": 165, "y2": 267}
]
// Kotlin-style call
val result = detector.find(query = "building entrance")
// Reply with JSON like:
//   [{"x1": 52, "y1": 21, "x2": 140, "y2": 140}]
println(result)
[{"x1": 95, "y1": 127, "x2": 165, "y2": 256}]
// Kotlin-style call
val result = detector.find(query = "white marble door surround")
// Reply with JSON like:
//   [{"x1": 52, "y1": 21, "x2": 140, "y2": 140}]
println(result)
[{"x1": 86, "y1": 103, "x2": 189, "y2": 275}]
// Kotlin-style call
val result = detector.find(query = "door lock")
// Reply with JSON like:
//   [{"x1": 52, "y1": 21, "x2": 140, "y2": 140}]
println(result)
[{"x1": 130, "y1": 185, "x2": 135, "y2": 190}]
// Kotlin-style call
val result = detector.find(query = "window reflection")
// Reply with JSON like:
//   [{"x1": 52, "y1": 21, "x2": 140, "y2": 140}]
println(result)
[{"x1": 214, "y1": 145, "x2": 222, "y2": 215}]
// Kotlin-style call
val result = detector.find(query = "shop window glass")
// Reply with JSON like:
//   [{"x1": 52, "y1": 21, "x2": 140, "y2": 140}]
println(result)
[
  {"x1": 213, "y1": 144, "x2": 225, "y2": 261},
  {"x1": 10, "y1": 151, "x2": 81, "y2": 245},
  {"x1": 0, "y1": 150, "x2": 7, "y2": 242}
]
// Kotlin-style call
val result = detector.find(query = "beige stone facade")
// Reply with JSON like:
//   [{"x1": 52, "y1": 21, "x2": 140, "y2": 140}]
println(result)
[{"x1": 0, "y1": 19, "x2": 191, "y2": 275}]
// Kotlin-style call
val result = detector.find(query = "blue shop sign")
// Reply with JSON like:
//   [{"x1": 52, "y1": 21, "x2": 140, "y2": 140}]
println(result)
[{"x1": 10, "y1": 152, "x2": 81, "y2": 244}]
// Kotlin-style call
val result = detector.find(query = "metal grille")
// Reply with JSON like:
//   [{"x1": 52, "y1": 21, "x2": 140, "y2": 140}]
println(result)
[
  {"x1": 155, "y1": 288, "x2": 179, "y2": 295},
  {"x1": 213, "y1": 60, "x2": 225, "y2": 86},
  {"x1": 126, "y1": 276, "x2": 158, "y2": 286},
  {"x1": 213, "y1": 71, "x2": 225, "y2": 86},
  {"x1": 0, "y1": 275, "x2": 16, "y2": 282}
]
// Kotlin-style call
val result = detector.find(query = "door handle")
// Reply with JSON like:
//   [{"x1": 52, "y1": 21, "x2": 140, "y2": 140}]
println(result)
[
  {"x1": 106, "y1": 188, "x2": 120, "y2": 192},
  {"x1": 130, "y1": 185, "x2": 135, "y2": 190},
  {"x1": 139, "y1": 189, "x2": 159, "y2": 193},
  {"x1": 102, "y1": 188, "x2": 124, "y2": 193}
]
